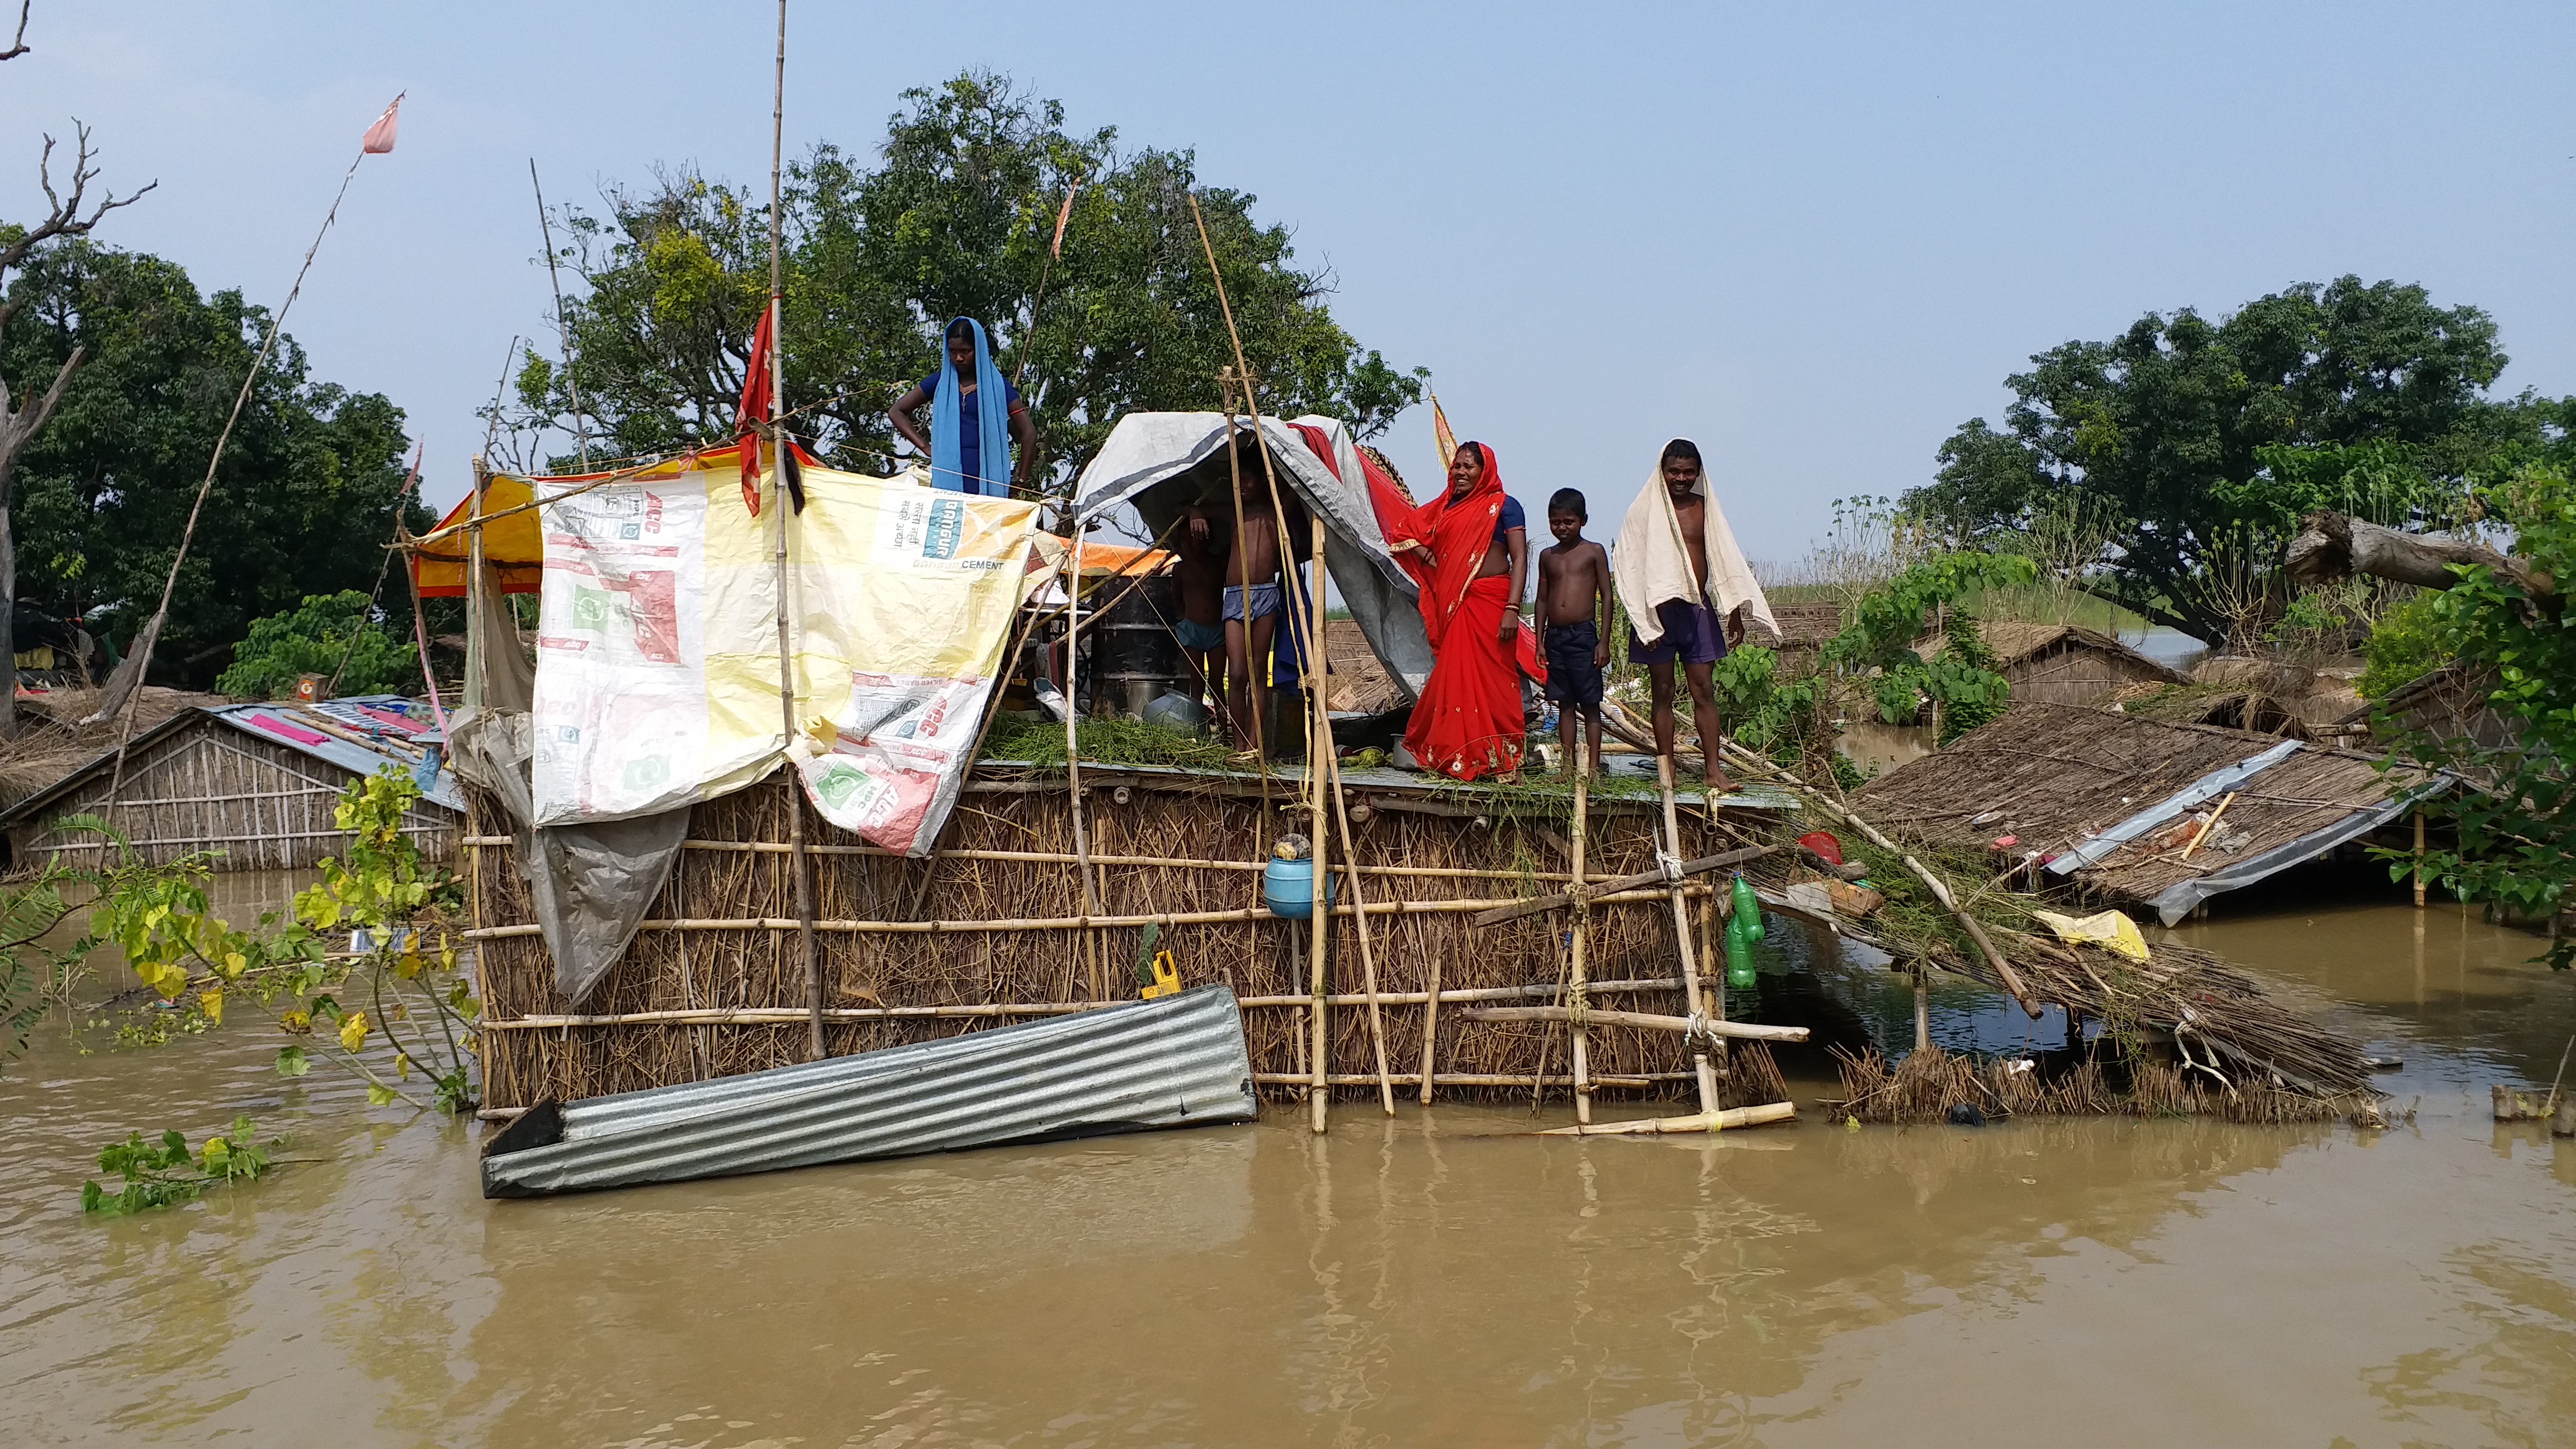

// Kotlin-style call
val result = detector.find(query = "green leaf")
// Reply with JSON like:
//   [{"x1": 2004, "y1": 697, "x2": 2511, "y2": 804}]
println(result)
[
  {"x1": 274, "y1": 1044, "x2": 310, "y2": 1078},
  {"x1": 365, "y1": 1082, "x2": 398, "y2": 1107}
]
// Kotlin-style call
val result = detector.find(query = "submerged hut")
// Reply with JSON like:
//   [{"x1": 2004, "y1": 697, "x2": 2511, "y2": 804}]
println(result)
[
  {"x1": 423, "y1": 429, "x2": 1805, "y2": 1124},
  {"x1": 0, "y1": 695, "x2": 461, "y2": 869},
  {"x1": 1754, "y1": 602, "x2": 1843, "y2": 674},
  {"x1": 1955, "y1": 622, "x2": 2185, "y2": 706},
  {"x1": 1854, "y1": 700, "x2": 2444, "y2": 924}
]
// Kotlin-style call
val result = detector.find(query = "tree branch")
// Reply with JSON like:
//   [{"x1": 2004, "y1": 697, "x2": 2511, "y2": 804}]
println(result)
[
  {"x1": 2285, "y1": 509, "x2": 2553, "y2": 600},
  {"x1": 0, "y1": 121, "x2": 159, "y2": 280},
  {"x1": 0, "y1": 1, "x2": 30, "y2": 63}
]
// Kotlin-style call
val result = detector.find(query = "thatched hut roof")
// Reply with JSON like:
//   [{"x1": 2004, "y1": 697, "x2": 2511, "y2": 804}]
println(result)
[
  {"x1": 1325, "y1": 619, "x2": 1406, "y2": 714},
  {"x1": 1854, "y1": 700, "x2": 2444, "y2": 924},
  {"x1": 2334, "y1": 662, "x2": 2512, "y2": 753}
]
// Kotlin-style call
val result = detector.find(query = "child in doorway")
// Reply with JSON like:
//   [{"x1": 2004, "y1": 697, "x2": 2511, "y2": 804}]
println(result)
[{"x1": 1536, "y1": 487, "x2": 1613, "y2": 778}]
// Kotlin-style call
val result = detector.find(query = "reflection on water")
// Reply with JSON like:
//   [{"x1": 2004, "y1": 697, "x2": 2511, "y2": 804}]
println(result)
[{"x1": 3, "y1": 882, "x2": 2573, "y2": 1445}]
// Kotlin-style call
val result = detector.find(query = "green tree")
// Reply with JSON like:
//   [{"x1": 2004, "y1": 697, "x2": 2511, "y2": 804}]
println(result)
[
  {"x1": 2367, "y1": 463, "x2": 2576, "y2": 965},
  {"x1": 509, "y1": 71, "x2": 1424, "y2": 484},
  {"x1": 215, "y1": 591, "x2": 419, "y2": 699},
  {"x1": 1906, "y1": 277, "x2": 2533, "y2": 643},
  {"x1": 1, "y1": 241, "x2": 427, "y2": 686}
]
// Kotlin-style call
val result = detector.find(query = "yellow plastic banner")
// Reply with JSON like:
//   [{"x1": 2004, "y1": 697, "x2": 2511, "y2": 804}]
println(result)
[{"x1": 532, "y1": 461, "x2": 1042, "y2": 855}]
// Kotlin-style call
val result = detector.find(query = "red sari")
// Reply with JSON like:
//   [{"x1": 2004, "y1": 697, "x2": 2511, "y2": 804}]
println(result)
[{"x1": 1396, "y1": 443, "x2": 1527, "y2": 781}]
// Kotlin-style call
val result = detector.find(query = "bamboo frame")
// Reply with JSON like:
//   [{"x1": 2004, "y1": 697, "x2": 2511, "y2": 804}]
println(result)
[
  {"x1": 481, "y1": 976, "x2": 1712, "y2": 1030},
  {"x1": 465, "y1": 768, "x2": 1806, "y2": 1114},
  {"x1": 460, "y1": 884, "x2": 1717, "y2": 940}
]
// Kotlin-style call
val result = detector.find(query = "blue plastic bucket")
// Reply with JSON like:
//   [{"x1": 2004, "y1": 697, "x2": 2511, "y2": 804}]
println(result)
[{"x1": 1262, "y1": 857, "x2": 1338, "y2": 919}]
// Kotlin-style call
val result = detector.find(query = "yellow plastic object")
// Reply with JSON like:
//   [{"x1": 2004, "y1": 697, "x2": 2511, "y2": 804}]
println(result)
[
  {"x1": 2032, "y1": 908, "x2": 2152, "y2": 963},
  {"x1": 1139, "y1": 949, "x2": 1183, "y2": 1000}
]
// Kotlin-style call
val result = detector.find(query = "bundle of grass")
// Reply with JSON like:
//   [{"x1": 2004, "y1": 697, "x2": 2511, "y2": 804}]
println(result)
[{"x1": 1825, "y1": 1043, "x2": 2381, "y2": 1125}]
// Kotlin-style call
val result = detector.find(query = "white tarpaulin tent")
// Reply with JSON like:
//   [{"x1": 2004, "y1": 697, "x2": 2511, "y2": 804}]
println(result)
[{"x1": 1067, "y1": 413, "x2": 1435, "y2": 700}]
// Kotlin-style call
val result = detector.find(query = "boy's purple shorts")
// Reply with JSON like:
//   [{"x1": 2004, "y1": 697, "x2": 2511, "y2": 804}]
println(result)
[{"x1": 1627, "y1": 599, "x2": 1730, "y2": 666}]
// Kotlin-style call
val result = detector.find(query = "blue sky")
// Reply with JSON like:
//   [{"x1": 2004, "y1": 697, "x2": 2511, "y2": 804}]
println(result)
[{"x1": 3, "y1": 2, "x2": 2569, "y2": 561}]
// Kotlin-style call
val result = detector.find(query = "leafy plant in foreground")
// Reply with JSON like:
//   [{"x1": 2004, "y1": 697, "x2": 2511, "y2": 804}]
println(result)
[{"x1": 80, "y1": 1117, "x2": 274, "y2": 1216}]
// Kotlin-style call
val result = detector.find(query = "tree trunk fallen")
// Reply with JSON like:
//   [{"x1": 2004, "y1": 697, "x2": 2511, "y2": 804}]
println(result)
[{"x1": 2286, "y1": 509, "x2": 2554, "y2": 600}]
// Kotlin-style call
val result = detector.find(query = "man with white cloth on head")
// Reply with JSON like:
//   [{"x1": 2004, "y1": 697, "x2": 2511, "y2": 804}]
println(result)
[{"x1": 1612, "y1": 438, "x2": 1777, "y2": 794}]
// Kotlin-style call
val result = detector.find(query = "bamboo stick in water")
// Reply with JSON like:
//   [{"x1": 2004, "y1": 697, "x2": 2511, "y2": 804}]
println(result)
[{"x1": 1658, "y1": 754, "x2": 1720, "y2": 1116}]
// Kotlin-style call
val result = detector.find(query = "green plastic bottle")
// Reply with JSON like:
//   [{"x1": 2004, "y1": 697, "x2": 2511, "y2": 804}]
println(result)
[
  {"x1": 1723, "y1": 908, "x2": 1758, "y2": 988},
  {"x1": 1730, "y1": 874, "x2": 1765, "y2": 943}
]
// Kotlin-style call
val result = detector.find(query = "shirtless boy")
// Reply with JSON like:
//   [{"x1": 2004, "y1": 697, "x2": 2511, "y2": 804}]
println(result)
[
  {"x1": 1626, "y1": 440, "x2": 1744, "y2": 793},
  {"x1": 1171, "y1": 518, "x2": 1227, "y2": 722},
  {"x1": 1185, "y1": 439, "x2": 1284, "y2": 757},
  {"x1": 1536, "y1": 487, "x2": 1613, "y2": 778}
]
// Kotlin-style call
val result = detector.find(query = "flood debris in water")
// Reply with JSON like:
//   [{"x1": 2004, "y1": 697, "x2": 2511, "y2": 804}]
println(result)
[{"x1": 1825, "y1": 1043, "x2": 2388, "y2": 1126}]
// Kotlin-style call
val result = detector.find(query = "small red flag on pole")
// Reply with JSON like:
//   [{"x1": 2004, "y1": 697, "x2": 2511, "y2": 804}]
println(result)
[
  {"x1": 733, "y1": 306, "x2": 775, "y2": 515},
  {"x1": 1050, "y1": 183, "x2": 1079, "y2": 258},
  {"x1": 361, "y1": 94, "x2": 404, "y2": 155}
]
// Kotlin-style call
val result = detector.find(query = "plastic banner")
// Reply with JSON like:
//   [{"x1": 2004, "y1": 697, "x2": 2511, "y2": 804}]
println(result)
[{"x1": 531, "y1": 458, "x2": 1041, "y2": 856}]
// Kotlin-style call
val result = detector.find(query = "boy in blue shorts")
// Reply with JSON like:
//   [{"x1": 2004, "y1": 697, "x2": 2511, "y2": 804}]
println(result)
[{"x1": 1536, "y1": 487, "x2": 1613, "y2": 779}]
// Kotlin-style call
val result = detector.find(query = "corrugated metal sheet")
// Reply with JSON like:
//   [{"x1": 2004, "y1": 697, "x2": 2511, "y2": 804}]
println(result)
[
  {"x1": 481, "y1": 984, "x2": 1258, "y2": 1197},
  {"x1": 210, "y1": 695, "x2": 465, "y2": 811},
  {"x1": 2045, "y1": 738, "x2": 2303, "y2": 874}
]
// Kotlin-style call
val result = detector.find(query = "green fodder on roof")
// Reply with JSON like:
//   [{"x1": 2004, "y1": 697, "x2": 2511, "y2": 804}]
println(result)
[{"x1": 981, "y1": 714, "x2": 1242, "y2": 771}]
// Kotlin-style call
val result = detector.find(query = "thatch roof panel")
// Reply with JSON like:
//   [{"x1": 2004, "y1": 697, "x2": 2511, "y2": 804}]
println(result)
[{"x1": 1855, "y1": 701, "x2": 2437, "y2": 918}]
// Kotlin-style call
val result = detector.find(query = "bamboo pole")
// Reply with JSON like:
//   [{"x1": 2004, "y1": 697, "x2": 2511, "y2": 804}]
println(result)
[
  {"x1": 1324, "y1": 744, "x2": 1395, "y2": 1114},
  {"x1": 1306, "y1": 571, "x2": 1329, "y2": 1133},
  {"x1": 1471, "y1": 846, "x2": 1782, "y2": 926},
  {"x1": 1699, "y1": 887, "x2": 1727, "y2": 1074},
  {"x1": 465, "y1": 834, "x2": 1644, "y2": 884},
  {"x1": 482, "y1": 976, "x2": 1704, "y2": 1029},
  {"x1": 457, "y1": 884, "x2": 1718, "y2": 940},
  {"x1": 1570, "y1": 771, "x2": 1593, "y2": 1124},
  {"x1": 765, "y1": 0, "x2": 822, "y2": 1062},
  {"x1": 1417, "y1": 951, "x2": 1443, "y2": 1106},
  {"x1": 1536, "y1": 1103, "x2": 1796, "y2": 1137},
  {"x1": 2412, "y1": 806, "x2": 2428, "y2": 908},
  {"x1": 1458, "y1": 1005, "x2": 1807, "y2": 1041},
  {"x1": 2180, "y1": 790, "x2": 2237, "y2": 861},
  {"x1": 1658, "y1": 755, "x2": 1720, "y2": 1115},
  {"x1": 1717, "y1": 737, "x2": 2044, "y2": 1018},
  {"x1": 1188, "y1": 189, "x2": 1324, "y2": 1130}
]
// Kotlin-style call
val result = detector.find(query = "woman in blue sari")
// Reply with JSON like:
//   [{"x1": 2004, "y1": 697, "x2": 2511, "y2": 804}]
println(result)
[{"x1": 888, "y1": 318, "x2": 1038, "y2": 495}]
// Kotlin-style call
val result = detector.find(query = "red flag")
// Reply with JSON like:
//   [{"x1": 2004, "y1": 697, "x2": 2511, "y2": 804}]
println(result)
[
  {"x1": 734, "y1": 305, "x2": 775, "y2": 515},
  {"x1": 1049, "y1": 183, "x2": 1079, "y2": 258},
  {"x1": 361, "y1": 94, "x2": 403, "y2": 155}
]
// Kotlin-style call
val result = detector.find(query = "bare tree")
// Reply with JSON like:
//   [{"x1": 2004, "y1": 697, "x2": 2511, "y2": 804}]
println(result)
[
  {"x1": 0, "y1": 3, "x2": 31, "y2": 63},
  {"x1": 0, "y1": 122, "x2": 154, "y2": 733}
]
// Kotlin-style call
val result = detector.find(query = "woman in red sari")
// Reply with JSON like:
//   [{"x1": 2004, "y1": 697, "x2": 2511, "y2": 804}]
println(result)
[{"x1": 1391, "y1": 441, "x2": 1530, "y2": 781}]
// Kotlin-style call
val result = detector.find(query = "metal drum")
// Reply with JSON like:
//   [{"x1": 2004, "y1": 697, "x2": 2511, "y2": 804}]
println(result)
[{"x1": 1093, "y1": 573, "x2": 1187, "y2": 719}]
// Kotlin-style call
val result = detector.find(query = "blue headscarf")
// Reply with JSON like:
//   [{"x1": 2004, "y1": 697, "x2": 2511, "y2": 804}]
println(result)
[{"x1": 930, "y1": 317, "x2": 1013, "y2": 495}]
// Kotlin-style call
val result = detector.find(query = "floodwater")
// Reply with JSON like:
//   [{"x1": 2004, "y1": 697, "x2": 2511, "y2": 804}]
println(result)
[{"x1": 6, "y1": 874, "x2": 2576, "y2": 1446}]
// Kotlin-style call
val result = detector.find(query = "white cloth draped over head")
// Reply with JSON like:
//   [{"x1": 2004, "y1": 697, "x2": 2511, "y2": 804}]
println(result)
[{"x1": 1612, "y1": 440, "x2": 1777, "y2": 646}]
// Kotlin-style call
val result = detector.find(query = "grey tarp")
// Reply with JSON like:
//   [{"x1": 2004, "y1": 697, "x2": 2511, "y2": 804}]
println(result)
[
  {"x1": 447, "y1": 558, "x2": 685, "y2": 1006},
  {"x1": 2143, "y1": 776, "x2": 2454, "y2": 926},
  {"x1": 1068, "y1": 413, "x2": 1434, "y2": 699}
]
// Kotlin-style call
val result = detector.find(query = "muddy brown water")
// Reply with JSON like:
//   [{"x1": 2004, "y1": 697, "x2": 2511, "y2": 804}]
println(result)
[{"x1": 5, "y1": 872, "x2": 2575, "y2": 1446}]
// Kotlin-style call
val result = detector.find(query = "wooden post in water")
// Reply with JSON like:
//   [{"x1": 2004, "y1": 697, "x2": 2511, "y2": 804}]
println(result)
[
  {"x1": 1698, "y1": 888, "x2": 1727, "y2": 1076},
  {"x1": 1417, "y1": 950, "x2": 1442, "y2": 1106},
  {"x1": 2413, "y1": 807, "x2": 2428, "y2": 909},
  {"x1": 1325, "y1": 744, "x2": 1396, "y2": 1115},
  {"x1": 1570, "y1": 771, "x2": 1593, "y2": 1125},
  {"x1": 1656, "y1": 755, "x2": 1720, "y2": 1116},
  {"x1": 1914, "y1": 974, "x2": 1930, "y2": 1053}
]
